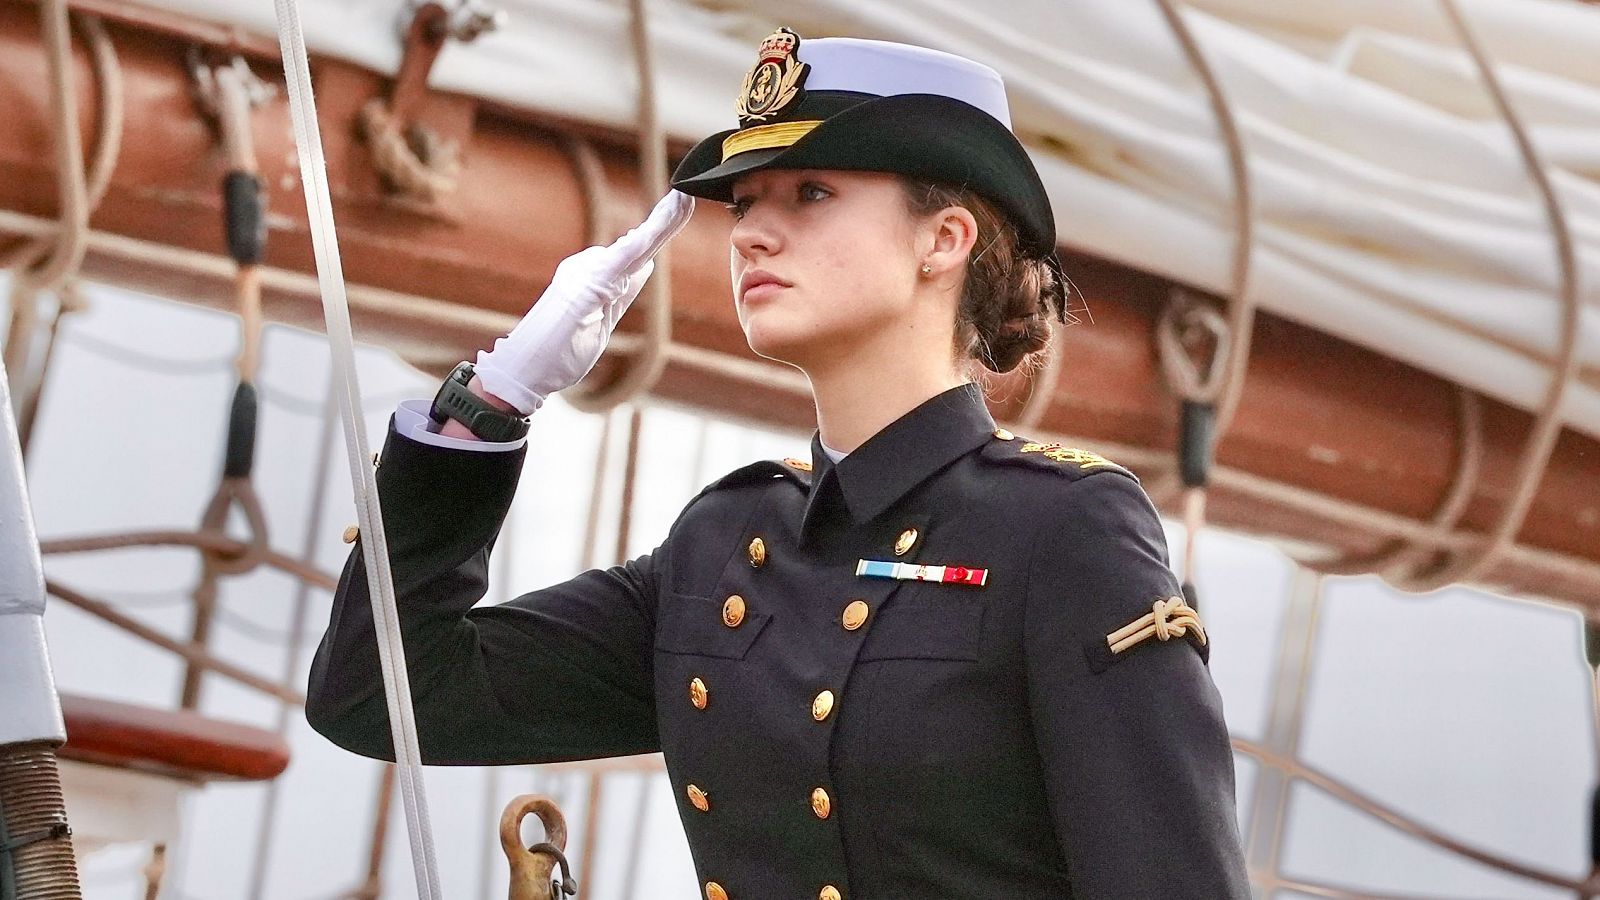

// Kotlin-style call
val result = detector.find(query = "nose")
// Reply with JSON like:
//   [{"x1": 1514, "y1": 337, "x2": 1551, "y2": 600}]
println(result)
[{"x1": 729, "y1": 204, "x2": 780, "y2": 261}]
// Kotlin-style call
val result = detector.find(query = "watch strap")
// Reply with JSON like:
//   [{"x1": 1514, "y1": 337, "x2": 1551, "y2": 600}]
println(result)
[{"x1": 430, "y1": 362, "x2": 531, "y2": 442}]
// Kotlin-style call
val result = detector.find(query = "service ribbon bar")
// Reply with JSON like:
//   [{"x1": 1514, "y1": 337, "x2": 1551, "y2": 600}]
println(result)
[{"x1": 856, "y1": 559, "x2": 988, "y2": 587}]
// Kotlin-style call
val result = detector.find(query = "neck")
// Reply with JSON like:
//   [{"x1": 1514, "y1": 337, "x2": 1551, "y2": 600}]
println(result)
[{"x1": 807, "y1": 349, "x2": 967, "y2": 454}]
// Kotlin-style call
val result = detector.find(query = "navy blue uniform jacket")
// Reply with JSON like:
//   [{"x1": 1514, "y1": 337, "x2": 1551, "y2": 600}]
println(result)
[{"x1": 305, "y1": 381, "x2": 1250, "y2": 899}]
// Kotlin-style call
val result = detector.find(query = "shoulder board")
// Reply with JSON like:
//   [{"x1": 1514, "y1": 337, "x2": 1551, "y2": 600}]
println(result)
[
  {"x1": 979, "y1": 433, "x2": 1139, "y2": 485},
  {"x1": 684, "y1": 456, "x2": 812, "y2": 510}
]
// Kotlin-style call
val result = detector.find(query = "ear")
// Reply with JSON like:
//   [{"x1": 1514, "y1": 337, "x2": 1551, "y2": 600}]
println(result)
[{"x1": 920, "y1": 204, "x2": 979, "y2": 279}]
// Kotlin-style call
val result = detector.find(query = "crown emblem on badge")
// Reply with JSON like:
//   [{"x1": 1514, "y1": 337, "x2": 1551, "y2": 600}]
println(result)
[{"x1": 736, "y1": 27, "x2": 810, "y2": 125}]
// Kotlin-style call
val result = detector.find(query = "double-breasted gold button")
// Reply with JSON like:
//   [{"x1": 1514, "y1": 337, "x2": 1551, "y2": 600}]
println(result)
[
  {"x1": 820, "y1": 887, "x2": 842, "y2": 900},
  {"x1": 841, "y1": 600, "x2": 869, "y2": 631},
  {"x1": 993, "y1": 427, "x2": 1015, "y2": 441},
  {"x1": 893, "y1": 527, "x2": 919, "y2": 556},
  {"x1": 342, "y1": 524, "x2": 360, "y2": 544},
  {"x1": 811, "y1": 690, "x2": 835, "y2": 722},
  {"x1": 811, "y1": 787, "x2": 832, "y2": 819},
  {"x1": 689, "y1": 678, "x2": 708, "y2": 710},
  {"x1": 705, "y1": 882, "x2": 728, "y2": 900},
  {"x1": 722, "y1": 595, "x2": 746, "y2": 628},
  {"x1": 747, "y1": 537, "x2": 767, "y2": 567},
  {"x1": 687, "y1": 784, "x2": 710, "y2": 812}
]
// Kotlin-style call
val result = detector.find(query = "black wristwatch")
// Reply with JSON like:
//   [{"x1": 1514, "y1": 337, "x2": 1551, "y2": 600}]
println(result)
[{"x1": 429, "y1": 361, "x2": 531, "y2": 442}]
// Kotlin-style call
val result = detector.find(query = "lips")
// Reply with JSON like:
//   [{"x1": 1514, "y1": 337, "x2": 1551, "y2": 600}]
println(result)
[{"x1": 739, "y1": 269, "x2": 792, "y2": 301}]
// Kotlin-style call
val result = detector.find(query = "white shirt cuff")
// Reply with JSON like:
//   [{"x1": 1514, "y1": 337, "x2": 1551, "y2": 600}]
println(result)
[{"x1": 393, "y1": 399, "x2": 528, "y2": 452}]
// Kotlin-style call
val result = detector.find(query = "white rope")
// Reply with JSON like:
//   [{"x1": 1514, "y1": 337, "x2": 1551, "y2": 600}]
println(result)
[{"x1": 269, "y1": 2, "x2": 443, "y2": 898}]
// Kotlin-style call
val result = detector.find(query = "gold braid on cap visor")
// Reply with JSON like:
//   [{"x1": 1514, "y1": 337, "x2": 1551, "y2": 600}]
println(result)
[{"x1": 721, "y1": 120, "x2": 823, "y2": 162}]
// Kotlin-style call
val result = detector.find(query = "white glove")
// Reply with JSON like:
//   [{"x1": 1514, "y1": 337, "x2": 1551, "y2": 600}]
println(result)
[{"x1": 473, "y1": 190, "x2": 696, "y2": 414}]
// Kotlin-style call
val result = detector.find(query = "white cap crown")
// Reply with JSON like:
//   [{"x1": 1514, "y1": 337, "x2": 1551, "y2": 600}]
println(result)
[{"x1": 800, "y1": 37, "x2": 1013, "y2": 131}]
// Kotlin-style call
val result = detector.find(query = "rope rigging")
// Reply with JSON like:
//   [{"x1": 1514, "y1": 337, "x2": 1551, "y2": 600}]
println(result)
[{"x1": 271, "y1": 0, "x2": 444, "y2": 894}]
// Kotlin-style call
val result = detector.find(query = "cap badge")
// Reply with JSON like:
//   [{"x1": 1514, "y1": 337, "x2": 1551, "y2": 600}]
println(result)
[{"x1": 737, "y1": 27, "x2": 810, "y2": 125}]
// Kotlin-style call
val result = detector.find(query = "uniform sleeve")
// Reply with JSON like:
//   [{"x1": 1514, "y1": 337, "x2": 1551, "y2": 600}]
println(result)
[
  {"x1": 1023, "y1": 472, "x2": 1250, "y2": 898},
  {"x1": 304, "y1": 413, "x2": 659, "y2": 765}
]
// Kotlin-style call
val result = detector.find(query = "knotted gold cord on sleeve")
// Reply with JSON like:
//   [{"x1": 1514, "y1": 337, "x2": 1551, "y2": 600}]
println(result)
[
  {"x1": 721, "y1": 120, "x2": 822, "y2": 162},
  {"x1": 1106, "y1": 596, "x2": 1207, "y2": 655}
]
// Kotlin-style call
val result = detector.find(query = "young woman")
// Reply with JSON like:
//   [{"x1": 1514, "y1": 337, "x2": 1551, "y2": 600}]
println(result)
[{"x1": 307, "y1": 29, "x2": 1249, "y2": 900}]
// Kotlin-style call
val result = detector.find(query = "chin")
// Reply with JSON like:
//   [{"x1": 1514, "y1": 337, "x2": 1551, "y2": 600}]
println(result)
[{"x1": 740, "y1": 309, "x2": 826, "y2": 369}]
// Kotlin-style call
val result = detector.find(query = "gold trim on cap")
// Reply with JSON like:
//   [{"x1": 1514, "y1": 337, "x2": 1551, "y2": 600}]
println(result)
[{"x1": 721, "y1": 120, "x2": 823, "y2": 163}]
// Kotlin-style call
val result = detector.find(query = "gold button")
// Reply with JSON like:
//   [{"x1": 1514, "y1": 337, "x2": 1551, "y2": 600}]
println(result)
[
  {"x1": 687, "y1": 784, "x2": 710, "y2": 812},
  {"x1": 748, "y1": 537, "x2": 767, "y2": 567},
  {"x1": 893, "y1": 527, "x2": 919, "y2": 556},
  {"x1": 782, "y1": 456, "x2": 813, "y2": 472},
  {"x1": 722, "y1": 595, "x2": 746, "y2": 628},
  {"x1": 810, "y1": 787, "x2": 831, "y2": 819},
  {"x1": 342, "y1": 524, "x2": 360, "y2": 544},
  {"x1": 689, "y1": 677, "x2": 708, "y2": 710},
  {"x1": 820, "y1": 887, "x2": 842, "y2": 900},
  {"x1": 993, "y1": 428, "x2": 1015, "y2": 441},
  {"x1": 841, "y1": 600, "x2": 869, "y2": 631},
  {"x1": 811, "y1": 690, "x2": 835, "y2": 721},
  {"x1": 705, "y1": 882, "x2": 728, "y2": 900}
]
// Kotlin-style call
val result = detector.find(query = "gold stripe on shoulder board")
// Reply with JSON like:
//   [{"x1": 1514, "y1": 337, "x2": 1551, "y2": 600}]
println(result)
[{"x1": 1020, "y1": 442, "x2": 1115, "y2": 470}]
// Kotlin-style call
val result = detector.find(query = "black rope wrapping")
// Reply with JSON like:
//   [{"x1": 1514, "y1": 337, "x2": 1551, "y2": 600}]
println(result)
[
  {"x1": 526, "y1": 842, "x2": 578, "y2": 898},
  {"x1": 223, "y1": 380, "x2": 258, "y2": 479},
  {"x1": 222, "y1": 170, "x2": 265, "y2": 265},
  {"x1": 1179, "y1": 399, "x2": 1214, "y2": 490},
  {"x1": 1591, "y1": 785, "x2": 1600, "y2": 870},
  {"x1": 1178, "y1": 399, "x2": 1216, "y2": 611}
]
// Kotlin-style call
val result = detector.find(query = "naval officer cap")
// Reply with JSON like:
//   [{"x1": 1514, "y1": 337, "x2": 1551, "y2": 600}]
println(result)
[{"x1": 671, "y1": 28, "x2": 1059, "y2": 261}]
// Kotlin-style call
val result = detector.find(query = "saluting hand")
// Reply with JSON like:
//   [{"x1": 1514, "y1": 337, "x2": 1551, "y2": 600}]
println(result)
[{"x1": 472, "y1": 189, "x2": 696, "y2": 415}]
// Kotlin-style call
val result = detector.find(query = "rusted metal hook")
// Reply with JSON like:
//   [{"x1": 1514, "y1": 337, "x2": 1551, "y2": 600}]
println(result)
[{"x1": 501, "y1": 794, "x2": 576, "y2": 900}]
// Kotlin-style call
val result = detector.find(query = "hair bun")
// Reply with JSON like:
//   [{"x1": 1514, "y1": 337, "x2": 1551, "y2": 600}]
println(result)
[{"x1": 902, "y1": 177, "x2": 1067, "y2": 374}]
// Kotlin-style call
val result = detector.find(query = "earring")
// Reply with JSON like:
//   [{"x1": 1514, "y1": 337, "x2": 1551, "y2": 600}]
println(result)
[{"x1": 920, "y1": 263, "x2": 933, "y2": 275}]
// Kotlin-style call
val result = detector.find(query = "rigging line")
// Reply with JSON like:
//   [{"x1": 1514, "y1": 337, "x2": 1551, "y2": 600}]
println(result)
[
  {"x1": 247, "y1": 374, "x2": 341, "y2": 900},
  {"x1": 45, "y1": 578, "x2": 304, "y2": 705},
  {"x1": 209, "y1": 602, "x2": 327, "y2": 646},
  {"x1": 1234, "y1": 736, "x2": 1598, "y2": 893},
  {"x1": 1390, "y1": 0, "x2": 1584, "y2": 592},
  {"x1": 580, "y1": 407, "x2": 616, "y2": 572},
  {"x1": 1147, "y1": 0, "x2": 1256, "y2": 602},
  {"x1": 88, "y1": 587, "x2": 200, "y2": 609},
  {"x1": 15, "y1": 254, "x2": 89, "y2": 457},
  {"x1": 257, "y1": 382, "x2": 426, "y2": 417},
  {"x1": 36, "y1": 530, "x2": 339, "y2": 592},
  {"x1": 480, "y1": 502, "x2": 518, "y2": 900},
  {"x1": 1149, "y1": 0, "x2": 1257, "y2": 430},
  {"x1": 1299, "y1": 386, "x2": 1484, "y2": 581},
  {"x1": 1, "y1": 0, "x2": 91, "y2": 408},
  {"x1": 56, "y1": 323, "x2": 235, "y2": 375},
  {"x1": 562, "y1": 0, "x2": 671, "y2": 412},
  {"x1": 1258, "y1": 873, "x2": 1495, "y2": 900},
  {"x1": 6, "y1": 6, "x2": 120, "y2": 463},
  {"x1": 270, "y1": 0, "x2": 442, "y2": 896},
  {"x1": 9, "y1": 0, "x2": 88, "y2": 296}
]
